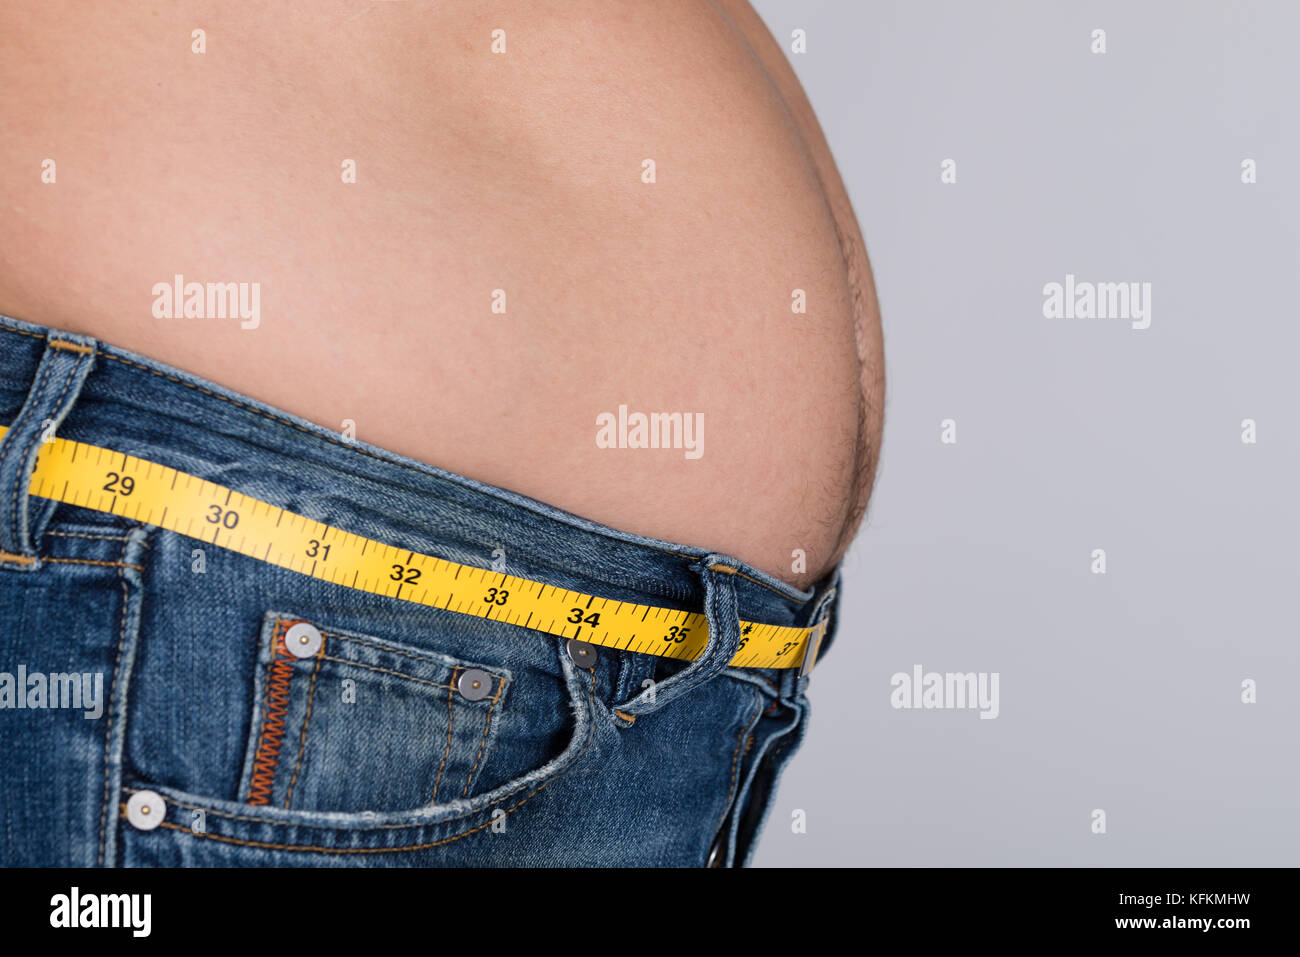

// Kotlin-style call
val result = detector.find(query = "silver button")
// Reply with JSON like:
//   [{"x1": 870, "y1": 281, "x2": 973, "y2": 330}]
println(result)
[
  {"x1": 565, "y1": 638, "x2": 597, "y2": 666},
  {"x1": 284, "y1": 621, "x2": 323, "y2": 659},
  {"x1": 457, "y1": 668, "x2": 493, "y2": 702},
  {"x1": 125, "y1": 790, "x2": 166, "y2": 831}
]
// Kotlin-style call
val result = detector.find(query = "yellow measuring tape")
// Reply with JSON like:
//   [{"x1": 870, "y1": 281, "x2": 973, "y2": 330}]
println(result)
[{"x1": 2, "y1": 426, "x2": 824, "y2": 671}]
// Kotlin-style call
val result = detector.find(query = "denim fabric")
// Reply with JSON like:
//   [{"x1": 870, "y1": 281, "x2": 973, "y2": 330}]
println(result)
[{"x1": 0, "y1": 312, "x2": 841, "y2": 867}]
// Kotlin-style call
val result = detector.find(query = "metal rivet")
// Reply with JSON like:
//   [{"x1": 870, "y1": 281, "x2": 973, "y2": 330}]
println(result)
[
  {"x1": 457, "y1": 668, "x2": 493, "y2": 702},
  {"x1": 565, "y1": 638, "x2": 597, "y2": 666},
  {"x1": 126, "y1": 790, "x2": 166, "y2": 831},
  {"x1": 284, "y1": 621, "x2": 323, "y2": 659}
]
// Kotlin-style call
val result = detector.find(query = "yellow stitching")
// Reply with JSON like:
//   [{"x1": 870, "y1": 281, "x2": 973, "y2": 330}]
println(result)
[
  {"x1": 97, "y1": 567, "x2": 130, "y2": 866},
  {"x1": 8, "y1": 355, "x2": 58, "y2": 541},
  {"x1": 45, "y1": 530, "x2": 127, "y2": 539},
  {"x1": 715, "y1": 690, "x2": 766, "y2": 835},
  {"x1": 462, "y1": 678, "x2": 504, "y2": 798},
  {"x1": 431, "y1": 668, "x2": 456, "y2": 802},
  {"x1": 315, "y1": 654, "x2": 454, "y2": 690},
  {"x1": 142, "y1": 781, "x2": 549, "y2": 854},
  {"x1": 325, "y1": 631, "x2": 452, "y2": 663},
  {"x1": 288, "y1": 632, "x2": 508, "y2": 692},
  {"x1": 44, "y1": 557, "x2": 143, "y2": 572},
  {"x1": 734, "y1": 568, "x2": 799, "y2": 594},
  {"x1": 10, "y1": 350, "x2": 73, "y2": 535},
  {"x1": 322, "y1": 630, "x2": 505, "y2": 679},
  {"x1": 45, "y1": 529, "x2": 150, "y2": 546},
  {"x1": 285, "y1": 641, "x2": 326, "y2": 808}
]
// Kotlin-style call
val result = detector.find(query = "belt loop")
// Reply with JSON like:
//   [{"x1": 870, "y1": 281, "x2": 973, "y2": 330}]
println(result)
[
  {"x1": 611, "y1": 553, "x2": 743, "y2": 718},
  {"x1": 785, "y1": 566, "x2": 841, "y2": 700},
  {"x1": 0, "y1": 332, "x2": 97, "y2": 565}
]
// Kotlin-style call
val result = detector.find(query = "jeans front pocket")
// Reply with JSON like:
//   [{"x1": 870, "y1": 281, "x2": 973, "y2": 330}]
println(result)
[{"x1": 236, "y1": 611, "x2": 510, "y2": 814}]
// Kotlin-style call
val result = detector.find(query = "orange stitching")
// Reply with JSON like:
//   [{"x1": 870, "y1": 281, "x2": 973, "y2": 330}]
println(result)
[
  {"x1": 48, "y1": 338, "x2": 94, "y2": 354},
  {"x1": 461, "y1": 677, "x2": 504, "y2": 798},
  {"x1": 117, "y1": 658, "x2": 603, "y2": 853},
  {"x1": 246, "y1": 620, "x2": 296, "y2": 806},
  {"x1": 285, "y1": 640, "x2": 326, "y2": 808},
  {"x1": 716, "y1": 691, "x2": 765, "y2": 835},
  {"x1": 0, "y1": 550, "x2": 36, "y2": 565},
  {"x1": 431, "y1": 667, "x2": 457, "y2": 802}
]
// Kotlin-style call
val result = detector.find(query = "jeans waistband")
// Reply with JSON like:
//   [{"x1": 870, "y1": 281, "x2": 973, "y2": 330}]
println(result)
[{"x1": 0, "y1": 312, "x2": 842, "y2": 698}]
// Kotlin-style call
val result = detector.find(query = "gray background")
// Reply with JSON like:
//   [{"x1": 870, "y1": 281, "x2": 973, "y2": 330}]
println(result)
[{"x1": 750, "y1": 0, "x2": 1299, "y2": 866}]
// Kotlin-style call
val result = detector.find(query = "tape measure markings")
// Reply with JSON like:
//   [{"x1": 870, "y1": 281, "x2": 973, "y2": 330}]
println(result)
[{"x1": 7, "y1": 426, "x2": 817, "y2": 669}]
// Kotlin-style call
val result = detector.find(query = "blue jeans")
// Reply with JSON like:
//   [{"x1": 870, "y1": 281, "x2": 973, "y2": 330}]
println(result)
[{"x1": 0, "y1": 313, "x2": 840, "y2": 867}]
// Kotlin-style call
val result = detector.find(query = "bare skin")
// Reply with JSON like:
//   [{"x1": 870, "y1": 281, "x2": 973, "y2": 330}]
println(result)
[{"x1": 0, "y1": 0, "x2": 882, "y2": 589}]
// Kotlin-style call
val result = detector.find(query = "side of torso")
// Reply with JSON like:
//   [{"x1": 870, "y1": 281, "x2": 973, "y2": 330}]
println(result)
[{"x1": 0, "y1": 0, "x2": 875, "y2": 588}]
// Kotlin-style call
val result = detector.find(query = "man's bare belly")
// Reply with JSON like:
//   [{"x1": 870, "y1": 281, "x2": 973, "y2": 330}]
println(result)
[{"x1": 0, "y1": 0, "x2": 881, "y2": 589}]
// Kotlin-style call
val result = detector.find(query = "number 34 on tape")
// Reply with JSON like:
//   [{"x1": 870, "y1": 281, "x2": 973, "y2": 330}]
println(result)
[{"x1": 2, "y1": 427, "x2": 824, "y2": 671}]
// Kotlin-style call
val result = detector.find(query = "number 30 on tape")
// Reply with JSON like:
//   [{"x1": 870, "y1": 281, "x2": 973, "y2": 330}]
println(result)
[{"x1": 1, "y1": 427, "x2": 824, "y2": 671}]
